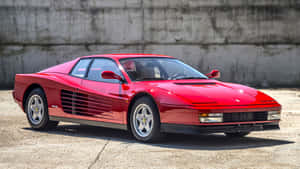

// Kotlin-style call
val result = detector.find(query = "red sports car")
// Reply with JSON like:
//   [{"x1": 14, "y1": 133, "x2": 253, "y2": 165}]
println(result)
[{"x1": 13, "y1": 54, "x2": 281, "y2": 142}]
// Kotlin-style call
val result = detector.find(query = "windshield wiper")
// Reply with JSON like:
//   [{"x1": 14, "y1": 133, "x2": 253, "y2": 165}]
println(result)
[{"x1": 175, "y1": 77, "x2": 207, "y2": 80}]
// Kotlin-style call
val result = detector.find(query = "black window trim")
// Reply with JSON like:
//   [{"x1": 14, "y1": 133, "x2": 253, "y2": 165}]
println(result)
[
  {"x1": 119, "y1": 57, "x2": 178, "y2": 82},
  {"x1": 84, "y1": 58, "x2": 94, "y2": 78},
  {"x1": 118, "y1": 56, "x2": 176, "y2": 62},
  {"x1": 69, "y1": 57, "x2": 127, "y2": 84},
  {"x1": 69, "y1": 58, "x2": 92, "y2": 78}
]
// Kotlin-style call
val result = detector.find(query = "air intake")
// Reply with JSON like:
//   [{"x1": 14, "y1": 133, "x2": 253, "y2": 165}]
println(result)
[
  {"x1": 223, "y1": 112, "x2": 268, "y2": 122},
  {"x1": 60, "y1": 90, "x2": 112, "y2": 117}
]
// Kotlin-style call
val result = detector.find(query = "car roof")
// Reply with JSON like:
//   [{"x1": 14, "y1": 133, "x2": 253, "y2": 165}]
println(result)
[{"x1": 81, "y1": 53, "x2": 174, "y2": 60}]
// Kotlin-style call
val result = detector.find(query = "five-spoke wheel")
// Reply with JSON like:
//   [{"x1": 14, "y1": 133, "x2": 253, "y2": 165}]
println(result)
[
  {"x1": 133, "y1": 104, "x2": 154, "y2": 137},
  {"x1": 25, "y1": 88, "x2": 58, "y2": 130},
  {"x1": 130, "y1": 97, "x2": 161, "y2": 142},
  {"x1": 27, "y1": 94, "x2": 44, "y2": 125}
]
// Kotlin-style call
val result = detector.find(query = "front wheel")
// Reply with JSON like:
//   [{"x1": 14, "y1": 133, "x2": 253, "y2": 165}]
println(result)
[
  {"x1": 225, "y1": 132, "x2": 250, "y2": 138},
  {"x1": 25, "y1": 88, "x2": 58, "y2": 130},
  {"x1": 130, "y1": 97, "x2": 161, "y2": 142}
]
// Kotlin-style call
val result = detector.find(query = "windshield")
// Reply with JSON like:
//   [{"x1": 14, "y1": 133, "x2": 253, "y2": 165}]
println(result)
[{"x1": 120, "y1": 57, "x2": 208, "y2": 81}]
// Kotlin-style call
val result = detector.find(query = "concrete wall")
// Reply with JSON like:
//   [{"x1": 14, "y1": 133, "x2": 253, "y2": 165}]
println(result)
[{"x1": 1, "y1": 0, "x2": 300, "y2": 88}]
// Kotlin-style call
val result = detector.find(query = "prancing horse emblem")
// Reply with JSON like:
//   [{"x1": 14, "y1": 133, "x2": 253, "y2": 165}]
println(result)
[{"x1": 235, "y1": 99, "x2": 240, "y2": 102}]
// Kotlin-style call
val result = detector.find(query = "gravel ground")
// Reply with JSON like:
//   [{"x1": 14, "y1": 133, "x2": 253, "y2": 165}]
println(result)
[{"x1": 0, "y1": 89, "x2": 299, "y2": 169}]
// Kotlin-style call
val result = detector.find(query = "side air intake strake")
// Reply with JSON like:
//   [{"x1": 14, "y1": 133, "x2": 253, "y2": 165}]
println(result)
[{"x1": 60, "y1": 90, "x2": 112, "y2": 117}]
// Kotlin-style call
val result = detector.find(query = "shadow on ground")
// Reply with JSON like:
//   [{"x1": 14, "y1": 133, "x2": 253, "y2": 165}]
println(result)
[{"x1": 23, "y1": 124, "x2": 294, "y2": 151}]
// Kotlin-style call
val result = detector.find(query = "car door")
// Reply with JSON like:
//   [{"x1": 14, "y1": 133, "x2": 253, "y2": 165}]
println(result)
[
  {"x1": 80, "y1": 58, "x2": 129, "y2": 123},
  {"x1": 59, "y1": 58, "x2": 92, "y2": 117}
]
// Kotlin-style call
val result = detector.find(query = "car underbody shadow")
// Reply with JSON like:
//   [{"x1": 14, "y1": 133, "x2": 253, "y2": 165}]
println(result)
[{"x1": 23, "y1": 124, "x2": 294, "y2": 151}]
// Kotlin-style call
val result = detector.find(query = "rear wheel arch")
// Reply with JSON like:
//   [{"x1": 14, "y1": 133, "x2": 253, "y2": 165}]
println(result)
[
  {"x1": 22, "y1": 84, "x2": 46, "y2": 111},
  {"x1": 24, "y1": 87, "x2": 58, "y2": 130},
  {"x1": 127, "y1": 92, "x2": 160, "y2": 129}
]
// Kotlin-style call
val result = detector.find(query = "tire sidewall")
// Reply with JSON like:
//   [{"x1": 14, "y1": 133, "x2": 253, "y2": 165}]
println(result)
[
  {"x1": 25, "y1": 88, "x2": 50, "y2": 129},
  {"x1": 130, "y1": 97, "x2": 160, "y2": 142}
]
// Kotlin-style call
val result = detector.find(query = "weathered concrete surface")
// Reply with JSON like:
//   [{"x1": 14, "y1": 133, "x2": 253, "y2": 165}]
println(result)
[
  {"x1": 1, "y1": 0, "x2": 300, "y2": 44},
  {"x1": 1, "y1": 44, "x2": 299, "y2": 88},
  {"x1": 0, "y1": 89, "x2": 300, "y2": 169},
  {"x1": 1, "y1": 0, "x2": 300, "y2": 88}
]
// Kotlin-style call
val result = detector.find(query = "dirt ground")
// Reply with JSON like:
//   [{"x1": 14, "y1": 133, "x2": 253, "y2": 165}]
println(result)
[{"x1": 0, "y1": 89, "x2": 299, "y2": 169}]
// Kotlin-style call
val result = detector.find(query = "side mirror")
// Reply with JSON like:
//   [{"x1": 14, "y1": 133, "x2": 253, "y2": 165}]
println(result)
[
  {"x1": 206, "y1": 69, "x2": 221, "y2": 79},
  {"x1": 101, "y1": 71, "x2": 124, "y2": 82}
]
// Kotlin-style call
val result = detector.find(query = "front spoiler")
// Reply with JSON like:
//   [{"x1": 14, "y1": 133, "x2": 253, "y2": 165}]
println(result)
[{"x1": 161, "y1": 122, "x2": 279, "y2": 135}]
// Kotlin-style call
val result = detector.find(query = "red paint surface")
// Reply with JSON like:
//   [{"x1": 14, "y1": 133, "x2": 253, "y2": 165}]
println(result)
[{"x1": 13, "y1": 54, "x2": 281, "y2": 126}]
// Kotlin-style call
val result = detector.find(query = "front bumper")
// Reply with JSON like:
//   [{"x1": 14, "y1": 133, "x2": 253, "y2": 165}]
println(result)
[{"x1": 161, "y1": 122, "x2": 279, "y2": 135}]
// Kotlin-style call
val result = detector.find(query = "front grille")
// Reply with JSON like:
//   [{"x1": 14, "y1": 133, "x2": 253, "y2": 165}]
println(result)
[{"x1": 223, "y1": 112, "x2": 268, "y2": 122}]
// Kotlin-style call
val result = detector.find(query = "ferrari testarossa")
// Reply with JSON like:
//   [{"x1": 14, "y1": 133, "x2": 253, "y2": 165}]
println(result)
[{"x1": 13, "y1": 54, "x2": 281, "y2": 142}]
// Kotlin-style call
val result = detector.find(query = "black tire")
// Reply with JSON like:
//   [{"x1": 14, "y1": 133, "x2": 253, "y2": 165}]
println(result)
[
  {"x1": 225, "y1": 132, "x2": 250, "y2": 138},
  {"x1": 129, "y1": 97, "x2": 162, "y2": 142},
  {"x1": 25, "y1": 88, "x2": 58, "y2": 130}
]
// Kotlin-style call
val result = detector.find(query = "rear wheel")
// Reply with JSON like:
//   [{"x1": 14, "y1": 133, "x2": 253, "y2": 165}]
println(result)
[
  {"x1": 130, "y1": 97, "x2": 161, "y2": 142},
  {"x1": 225, "y1": 132, "x2": 250, "y2": 138},
  {"x1": 25, "y1": 88, "x2": 58, "y2": 130}
]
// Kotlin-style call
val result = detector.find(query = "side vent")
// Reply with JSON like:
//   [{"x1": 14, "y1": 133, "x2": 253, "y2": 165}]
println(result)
[{"x1": 60, "y1": 90, "x2": 112, "y2": 117}]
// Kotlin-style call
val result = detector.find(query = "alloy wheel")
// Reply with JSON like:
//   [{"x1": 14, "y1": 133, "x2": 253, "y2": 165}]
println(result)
[
  {"x1": 27, "y1": 94, "x2": 44, "y2": 125},
  {"x1": 133, "y1": 104, "x2": 154, "y2": 137}
]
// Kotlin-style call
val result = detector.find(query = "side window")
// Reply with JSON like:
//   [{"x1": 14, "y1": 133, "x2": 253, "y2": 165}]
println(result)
[
  {"x1": 70, "y1": 59, "x2": 91, "y2": 78},
  {"x1": 87, "y1": 59, "x2": 122, "y2": 83}
]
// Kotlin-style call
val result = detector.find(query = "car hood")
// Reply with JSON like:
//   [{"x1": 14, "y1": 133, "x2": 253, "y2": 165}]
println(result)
[{"x1": 144, "y1": 80, "x2": 276, "y2": 105}]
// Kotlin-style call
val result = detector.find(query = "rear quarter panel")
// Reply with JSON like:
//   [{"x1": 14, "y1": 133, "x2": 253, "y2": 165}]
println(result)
[
  {"x1": 14, "y1": 73, "x2": 82, "y2": 112},
  {"x1": 14, "y1": 72, "x2": 128, "y2": 124}
]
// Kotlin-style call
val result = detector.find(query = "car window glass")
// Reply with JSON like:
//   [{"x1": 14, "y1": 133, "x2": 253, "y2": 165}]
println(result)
[
  {"x1": 70, "y1": 59, "x2": 91, "y2": 78},
  {"x1": 158, "y1": 60, "x2": 190, "y2": 78},
  {"x1": 120, "y1": 58, "x2": 207, "y2": 81},
  {"x1": 87, "y1": 58, "x2": 122, "y2": 83},
  {"x1": 154, "y1": 67, "x2": 161, "y2": 78}
]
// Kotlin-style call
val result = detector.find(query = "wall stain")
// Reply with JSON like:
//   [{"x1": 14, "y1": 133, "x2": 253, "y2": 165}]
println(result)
[
  {"x1": 80, "y1": 0, "x2": 89, "y2": 9},
  {"x1": 1, "y1": 2, "x2": 300, "y2": 88}
]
